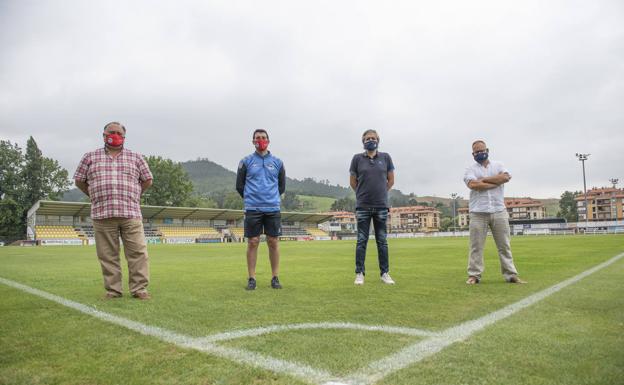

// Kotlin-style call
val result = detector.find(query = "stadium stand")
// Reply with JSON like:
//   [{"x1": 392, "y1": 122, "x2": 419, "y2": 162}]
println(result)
[
  {"x1": 158, "y1": 226, "x2": 220, "y2": 238},
  {"x1": 228, "y1": 227, "x2": 245, "y2": 240},
  {"x1": 306, "y1": 228, "x2": 329, "y2": 237},
  {"x1": 26, "y1": 201, "x2": 335, "y2": 245},
  {"x1": 281, "y1": 226, "x2": 310, "y2": 237},
  {"x1": 35, "y1": 225, "x2": 82, "y2": 239}
]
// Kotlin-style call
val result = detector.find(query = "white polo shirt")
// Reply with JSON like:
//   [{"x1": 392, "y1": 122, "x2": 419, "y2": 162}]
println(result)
[{"x1": 463, "y1": 160, "x2": 509, "y2": 213}]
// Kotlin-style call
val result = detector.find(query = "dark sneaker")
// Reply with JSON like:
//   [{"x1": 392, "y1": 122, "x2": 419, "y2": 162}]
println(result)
[
  {"x1": 246, "y1": 277, "x2": 256, "y2": 291},
  {"x1": 271, "y1": 276, "x2": 282, "y2": 289}
]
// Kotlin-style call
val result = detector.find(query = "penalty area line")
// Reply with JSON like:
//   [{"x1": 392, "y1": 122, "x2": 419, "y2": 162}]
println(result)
[
  {"x1": 341, "y1": 251, "x2": 624, "y2": 385},
  {"x1": 0, "y1": 277, "x2": 336, "y2": 385}
]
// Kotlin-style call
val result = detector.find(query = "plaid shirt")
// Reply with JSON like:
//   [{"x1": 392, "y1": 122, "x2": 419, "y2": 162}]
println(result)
[{"x1": 74, "y1": 148, "x2": 153, "y2": 220}]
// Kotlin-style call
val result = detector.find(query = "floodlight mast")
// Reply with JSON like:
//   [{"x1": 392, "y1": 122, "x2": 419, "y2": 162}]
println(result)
[{"x1": 575, "y1": 153, "x2": 590, "y2": 231}]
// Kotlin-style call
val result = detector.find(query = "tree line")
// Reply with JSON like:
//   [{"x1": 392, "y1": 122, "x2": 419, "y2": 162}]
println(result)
[
  {"x1": 0, "y1": 136, "x2": 586, "y2": 240},
  {"x1": 0, "y1": 138, "x2": 70, "y2": 241}
]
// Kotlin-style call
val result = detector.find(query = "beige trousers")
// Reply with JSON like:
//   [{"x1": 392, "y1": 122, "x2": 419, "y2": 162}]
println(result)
[
  {"x1": 93, "y1": 218, "x2": 149, "y2": 295},
  {"x1": 468, "y1": 210, "x2": 519, "y2": 281}
]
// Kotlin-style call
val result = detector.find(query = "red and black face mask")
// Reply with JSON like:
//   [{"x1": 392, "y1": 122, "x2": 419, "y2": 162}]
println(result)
[
  {"x1": 105, "y1": 133, "x2": 125, "y2": 148},
  {"x1": 254, "y1": 139, "x2": 269, "y2": 151}
]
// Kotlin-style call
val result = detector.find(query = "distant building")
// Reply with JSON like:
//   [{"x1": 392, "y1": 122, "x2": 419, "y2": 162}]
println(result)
[
  {"x1": 320, "y1": 211, "x2": 356, "y2": 233},
  {"x1": 458, "y1": 207, "x2": 470, "y2": 228},
  {"x1": 389, "y1": 206, "x2": 440, "y2": 232},
  {"x1": 456, "y1": 198, "x2": 545, "y2": 226},
  {"x1": 575, "y1": 187, "x2": 624, "y2": 221},
  {"x1": 505, "y1": 198, "x2": 546, "y2": 220}
]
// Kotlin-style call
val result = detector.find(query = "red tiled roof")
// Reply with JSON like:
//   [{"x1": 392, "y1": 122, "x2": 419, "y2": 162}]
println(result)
[
  {"x1": 504, "y1": 197, "x2": 543, "y2": 208},
  {"x1": 390, "y1": 206, "x2": 440, "y2": 214},
  {"x1": 574, "y1": 187, "x2": 624, "y2": 200}
]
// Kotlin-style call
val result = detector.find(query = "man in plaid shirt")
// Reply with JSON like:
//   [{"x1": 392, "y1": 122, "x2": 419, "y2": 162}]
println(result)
[{"x1": 74, "y1": 122, "x2": 153, "y2": 300}]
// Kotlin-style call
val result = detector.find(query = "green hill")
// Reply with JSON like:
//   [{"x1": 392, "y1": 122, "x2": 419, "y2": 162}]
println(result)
[
  {"x1": 298, "y1": 195, "x2": 336, "y2": 212},
  {"x1": 62, "y1": 158, "x2": 560, "y2": 215},
  {"x1": 181, "y1": 158, "x2": 351, "y2": 199}
]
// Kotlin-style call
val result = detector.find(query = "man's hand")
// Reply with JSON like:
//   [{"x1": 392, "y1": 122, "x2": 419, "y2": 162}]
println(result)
[
  {"x1": 481, "y1": 172, "x2": 511, "y2": 186},
  {"x1": 467, "y1": 179, "x2": 499, "y2": 191}
]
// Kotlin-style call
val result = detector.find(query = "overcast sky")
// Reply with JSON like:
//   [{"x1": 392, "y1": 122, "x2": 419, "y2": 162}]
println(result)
[{"x1": 1, "y1": 0, "x2": 623, "y2": 199}]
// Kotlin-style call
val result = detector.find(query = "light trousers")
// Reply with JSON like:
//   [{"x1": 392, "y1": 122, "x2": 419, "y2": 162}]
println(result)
[
  {"x1": 468, "y1": 210, "x2": 518, "y2": 281},
  {"x1": 93, "y1": 218, "x2": 149, "y2": 295}
]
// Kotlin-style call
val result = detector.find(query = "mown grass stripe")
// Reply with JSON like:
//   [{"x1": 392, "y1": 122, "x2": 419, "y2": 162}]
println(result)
[{"x1": 343, "y1": 252, "x2": 624, "y2": 385}]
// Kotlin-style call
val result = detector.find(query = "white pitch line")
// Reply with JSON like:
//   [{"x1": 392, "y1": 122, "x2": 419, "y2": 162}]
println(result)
[
  {"x1": 200, "y1": 322, "x2": 438, "y2": 343},
  {"x1": 0, "y1": 277, "x2": 336, "y2": 385},
  {"x1": 1, "y1": 251, "x2": 622, "y2": 385},
  {"x1": 341, "y1": 251, "x2": 624, "y2": 385}
]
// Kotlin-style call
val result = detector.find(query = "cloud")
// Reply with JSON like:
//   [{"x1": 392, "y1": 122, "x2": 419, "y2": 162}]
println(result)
[{"x1": 1, "y1": 0, "x2": 623, "y2": 198}]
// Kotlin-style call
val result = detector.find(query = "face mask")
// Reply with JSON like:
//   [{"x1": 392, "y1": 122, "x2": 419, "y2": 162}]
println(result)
[
  {"x1": 105, "y1": 133, "x2": 124, "y2": 147},
  {"x1": 364, "y1": 140, "x2": 378, "y2": 151},
  {"x1": 255, "y1": 139, "x2": 269, "y2": 151},
  {"x1": 474, "y1": 152, "x2": 488, "y2": 163}
]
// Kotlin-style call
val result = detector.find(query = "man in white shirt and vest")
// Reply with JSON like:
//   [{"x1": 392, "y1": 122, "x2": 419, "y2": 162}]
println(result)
[{"x1": 463, "y1": 140, "x2": 526, "y2": 285}]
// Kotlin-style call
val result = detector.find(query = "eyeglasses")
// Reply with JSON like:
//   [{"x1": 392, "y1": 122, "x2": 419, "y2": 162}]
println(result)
[{"x1": 472, "y1": 149, "x2": 488, "y2": 155}]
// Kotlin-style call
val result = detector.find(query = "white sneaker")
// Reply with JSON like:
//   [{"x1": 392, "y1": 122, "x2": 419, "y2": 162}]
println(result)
[
  {"x1": 380, "y1": 273, "x2": 395, "y2": 285},
  {"x1": 354, "y1": 273, "x2": 364, "y2": 285}
]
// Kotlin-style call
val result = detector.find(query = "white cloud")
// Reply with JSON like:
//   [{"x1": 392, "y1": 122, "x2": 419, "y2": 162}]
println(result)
[{"x1": 1, "y1": 0, "x2": 623, "y2": 198}]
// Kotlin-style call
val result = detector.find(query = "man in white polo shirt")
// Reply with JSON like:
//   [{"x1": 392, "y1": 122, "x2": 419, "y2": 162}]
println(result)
[{"x1": 463, "y1": 140, "x2": 526, "y2": 285}]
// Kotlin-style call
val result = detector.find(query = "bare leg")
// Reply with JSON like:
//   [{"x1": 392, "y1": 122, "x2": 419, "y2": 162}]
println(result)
[
  {"x1": 267, "y1": 236, "x2": 280, "y2": 277},
  {"x1": 246, "y1": 236, "x2": 260, "y2": 278}
]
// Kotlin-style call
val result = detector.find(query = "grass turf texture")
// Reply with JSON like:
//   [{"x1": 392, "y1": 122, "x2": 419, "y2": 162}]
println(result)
[{"x1": 0, "y1": 235, "x2": 622, "y2": 385}]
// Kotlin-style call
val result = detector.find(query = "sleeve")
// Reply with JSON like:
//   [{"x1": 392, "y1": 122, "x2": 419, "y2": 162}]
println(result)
[
  {"x1": 278, "y1": 162, "x2": 286, "y2": 195},
  {"x1": 463, "y1": 166, "x2": 477, "y2": 186},
  {"x1": 236, "y1": 160, "x2": 247, "y2": 198},
  {"x1": 349, "y1": 155, "x2": 358, "y2": 176},
  {"x1": 73, "y1": 153, "x2": 91, "y2": 182},
  {"x1": 137, "y1": 155, "x2": 153, "y2": 182},
  {"x1": 386, "y1": 153, "x2": 395, "y2": 172}
]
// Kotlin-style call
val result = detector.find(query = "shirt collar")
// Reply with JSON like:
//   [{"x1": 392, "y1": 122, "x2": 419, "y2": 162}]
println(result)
[
  {"x1": 254, "y1": 150, "x2": 272, "y2": 159},
  {"x1": 103, "y1": 146, "x2": 125, "y2": 157},
  {"x1": 362, "y1": 151, "x2": 378, "y2": 159}
]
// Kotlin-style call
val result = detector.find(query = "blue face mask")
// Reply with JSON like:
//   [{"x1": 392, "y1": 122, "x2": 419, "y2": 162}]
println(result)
[
  {"x1": 364, "y1": 140, "x2": 378, "y2": 151},
  {"x1": 474, "y1": 152, "x2": 488, "y2": 163}
]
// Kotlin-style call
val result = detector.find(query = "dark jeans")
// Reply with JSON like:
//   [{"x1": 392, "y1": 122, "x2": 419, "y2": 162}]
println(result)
[{"x1": 355, "y1": 208, "x2": 389, "y2": 275}]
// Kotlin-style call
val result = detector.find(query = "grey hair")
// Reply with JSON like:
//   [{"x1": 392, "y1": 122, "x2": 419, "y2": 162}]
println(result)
[
  {"x1": 103, "y1": 122, "x2": 126, "y2": 133},
  {"x1": 361, "y1": 129, "x2": 379, "y2": 143}
]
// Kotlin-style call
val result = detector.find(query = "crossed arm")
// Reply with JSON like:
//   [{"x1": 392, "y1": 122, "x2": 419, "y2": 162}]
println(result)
[{"x1": 467, "y1": 172, "x2": 511, "y2": 191}]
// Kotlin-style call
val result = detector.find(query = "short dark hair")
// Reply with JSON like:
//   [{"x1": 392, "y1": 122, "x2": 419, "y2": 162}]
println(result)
[
  {"x1": 472, "y1": 140, "x2": 486, "y2": 148},
  {"x1": 252, "y1": 129, "x2": 269, "y2": 140},
  {"x1": 103, "y1": 122, "x2": 126, "y2": 133}
]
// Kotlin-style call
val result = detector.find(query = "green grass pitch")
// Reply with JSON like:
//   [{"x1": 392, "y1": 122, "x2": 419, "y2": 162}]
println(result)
[{"x1": 1, "y1": 235, "x2": 623, "y2": 385}]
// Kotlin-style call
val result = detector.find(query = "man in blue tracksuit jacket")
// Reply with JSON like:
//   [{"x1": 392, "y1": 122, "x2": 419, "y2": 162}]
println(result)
[{"x1": 236, "y1": 129, "x2": 286, "y2": 290}]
